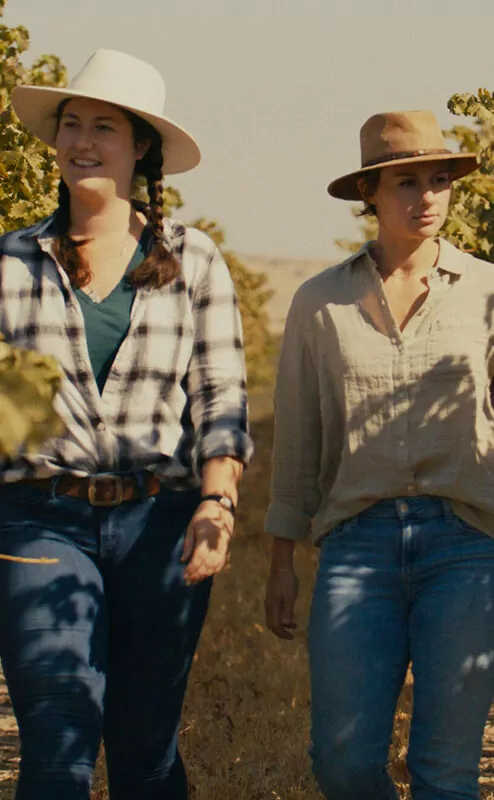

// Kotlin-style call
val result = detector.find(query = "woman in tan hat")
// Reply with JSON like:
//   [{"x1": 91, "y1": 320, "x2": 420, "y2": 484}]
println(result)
[
  {"x1": 0, "y1": 49, "x2": 252, "y2": 799},
  {"x1": 264, "y1": 110, "x2": 494, "y2": 799}
]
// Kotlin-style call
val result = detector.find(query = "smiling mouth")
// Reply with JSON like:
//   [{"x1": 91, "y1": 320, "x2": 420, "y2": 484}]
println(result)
[
  {"x1": 70, "y1": 159, "x2": 102, "y2": 167},
  {"x1": 413, "y1": 213, "x2": 438, "y2": 222}
]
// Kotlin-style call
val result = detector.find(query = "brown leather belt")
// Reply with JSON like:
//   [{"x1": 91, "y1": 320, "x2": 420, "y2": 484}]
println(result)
[{"x1": 19, "y1": 472, "x2": 162, "y2": 507}]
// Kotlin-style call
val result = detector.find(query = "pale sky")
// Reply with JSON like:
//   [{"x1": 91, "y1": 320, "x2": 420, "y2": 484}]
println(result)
[{"x1": 5, "y1": 0, "x2": 494, "y2": 261}]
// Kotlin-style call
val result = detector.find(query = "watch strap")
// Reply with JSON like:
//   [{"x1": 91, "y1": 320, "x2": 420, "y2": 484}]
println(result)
[{"x1": 200, "y1": 493, "x2": 236, "y2": 515}]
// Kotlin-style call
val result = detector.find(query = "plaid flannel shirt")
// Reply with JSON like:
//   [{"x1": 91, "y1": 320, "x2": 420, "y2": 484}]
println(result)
[{"x1": 0, "y1": 214, "x2": 253, "y2": 486}]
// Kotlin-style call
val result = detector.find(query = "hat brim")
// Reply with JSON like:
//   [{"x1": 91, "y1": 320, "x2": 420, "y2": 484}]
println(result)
[
  {"x1": 11, "y1": 85, "x2": 201, "y2": 175},
  {"x1": 327, "y1": 152, "x2": 479, "y2": 201}
]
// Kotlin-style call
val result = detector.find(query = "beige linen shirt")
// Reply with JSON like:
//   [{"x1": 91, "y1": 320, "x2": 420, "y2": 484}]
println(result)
[{"x1": 264, "y1": 239, "x2": 494, "y2": 544}]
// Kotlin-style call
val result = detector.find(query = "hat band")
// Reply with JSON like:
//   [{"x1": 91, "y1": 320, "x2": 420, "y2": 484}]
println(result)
[{"x1": 363, "y1": 148, "x2": 452, "y2": 168}]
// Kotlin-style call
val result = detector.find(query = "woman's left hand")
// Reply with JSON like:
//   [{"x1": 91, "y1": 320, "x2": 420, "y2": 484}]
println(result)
[{"x1": 181, "y1": 500, "x2": 234, "y2": 585}]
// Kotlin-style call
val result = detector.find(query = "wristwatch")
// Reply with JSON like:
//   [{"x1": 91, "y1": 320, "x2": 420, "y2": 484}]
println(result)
[{"x1": 200, "y1": 494, "x2": 236, "y2": 515}]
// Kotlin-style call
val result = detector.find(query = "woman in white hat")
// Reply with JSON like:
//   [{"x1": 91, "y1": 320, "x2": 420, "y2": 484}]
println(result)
[
  {"x1": 0, "y1": 49, "x2": 252, "y2": 798},
  {"x1": 264, "y1": 110, "x2": 494, "y2": 799}
]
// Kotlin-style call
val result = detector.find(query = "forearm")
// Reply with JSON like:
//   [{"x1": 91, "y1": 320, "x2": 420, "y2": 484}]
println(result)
[
  {"x1": 200, "y1": 455, "x2": 243, "y2": 506},
  {"x1": 270, "y1": 536, "x2": 296, "y2": 567},
  {"x1": 264, "y1": 297, "x2": 323, "y2": 542}
]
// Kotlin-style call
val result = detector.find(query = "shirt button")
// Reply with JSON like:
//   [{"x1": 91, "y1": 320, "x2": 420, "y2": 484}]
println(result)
[
  {"x1": 96, "y1": 422, "x2": 106, "y2": 432},
  {"x1": 398, "y1": 440, "x2": 405, "y2": 447},
  {"x1": 399, "y1": 502, "x2": 409, "y2": 513},
  {"x1": 407, "y1": 484, "x2": 415, "y2": 493}
]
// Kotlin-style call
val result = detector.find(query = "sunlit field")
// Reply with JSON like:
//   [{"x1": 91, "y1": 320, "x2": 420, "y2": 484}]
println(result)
[{"x1": 1, "y1": 388, "x2": 493, "y2": 799}]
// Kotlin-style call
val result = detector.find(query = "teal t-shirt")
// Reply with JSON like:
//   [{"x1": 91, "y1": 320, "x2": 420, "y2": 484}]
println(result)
[{"x1": 75, "y1": 232, "x2": 148, "y2": 393}]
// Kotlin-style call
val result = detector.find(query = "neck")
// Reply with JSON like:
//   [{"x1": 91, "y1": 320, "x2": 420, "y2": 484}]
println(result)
[
  {"x1": 68, "y1": 193, "x2": 135, "y2": 239},
  {"x1": 371, "y1": 235, "x2": 439, "y2": 279}
]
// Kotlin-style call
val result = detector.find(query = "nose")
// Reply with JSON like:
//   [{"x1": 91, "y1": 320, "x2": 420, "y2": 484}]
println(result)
[
  {"x1": 420, "y1": 186, "x2": 435, "y2": 207},
  {"x1": 73, "y1": 127, "x2": 94, "y2": 150}
]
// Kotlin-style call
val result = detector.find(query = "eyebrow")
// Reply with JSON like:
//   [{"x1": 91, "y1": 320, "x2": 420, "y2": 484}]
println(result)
[
  {"x1": 395, "y1": 168, "x2": 449, "y2": 178},
  {"x1": 61, "y1": 112, "x2": 120, "y2": 123}
]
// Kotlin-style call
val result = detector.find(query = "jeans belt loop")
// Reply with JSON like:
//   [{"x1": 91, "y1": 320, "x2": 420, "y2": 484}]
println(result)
[
  {"x1": 440, "y1": 498, "x2": 454, "y2": 521},
  {"x1": 134, "y1": 471, "x2": 149, "y2": 502},
  {"x1": 50, "y1": 476, "x2": 61, "y2": 500}
]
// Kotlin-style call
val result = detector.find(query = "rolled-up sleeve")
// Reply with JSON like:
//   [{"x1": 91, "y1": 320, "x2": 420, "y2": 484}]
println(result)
[
  {"x1": 188, "y1": 245, "x2": 253, "y2": 472},
  {"x1": 264, "y1": 293, "x2": 323, "y2": 540}
]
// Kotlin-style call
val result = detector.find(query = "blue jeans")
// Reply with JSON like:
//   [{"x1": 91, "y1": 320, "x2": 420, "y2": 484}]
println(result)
[
  {"x1": 0, "y1": 481, "x2": 211, "y2": 800},
  {"x1": 309, "y1": 496, "x2": 494, "y2": 800}
]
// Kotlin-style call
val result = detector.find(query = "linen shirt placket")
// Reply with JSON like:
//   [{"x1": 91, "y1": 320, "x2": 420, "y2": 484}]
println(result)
[
  {"x1": 369, "y1": 262, "x2": 457, "y2": 498},
  {"x1": 371, "y1": 272, "x2": 415, "y2": 493}
]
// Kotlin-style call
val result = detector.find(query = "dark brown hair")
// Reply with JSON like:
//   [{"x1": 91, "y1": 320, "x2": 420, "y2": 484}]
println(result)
[
  {"x1": 52, "y1": 100, "x2": 180, "y2": 290},
  {"x1": 357, "y1": 169, "x2": 380, "y2": 218}
]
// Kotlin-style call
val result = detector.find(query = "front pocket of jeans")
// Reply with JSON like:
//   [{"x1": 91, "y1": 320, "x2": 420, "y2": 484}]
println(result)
[
  {"x1": 320, "y1": 516, "x2": 358, "y2": 545},
  {"x1": 450, "y1": 512, "x2": 484, "y2": 536},
  {"x1": 0, "y1": 484, "x2": 52, "y2": 508}
]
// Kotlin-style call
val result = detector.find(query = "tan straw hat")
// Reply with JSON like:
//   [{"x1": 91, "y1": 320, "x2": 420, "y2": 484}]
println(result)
[
  {"x1": 327, "y1": 110, "x2": 478, "y2": 201},
  {"x1": 11, "y1": 49, "x2": 201, "y2": 175}
]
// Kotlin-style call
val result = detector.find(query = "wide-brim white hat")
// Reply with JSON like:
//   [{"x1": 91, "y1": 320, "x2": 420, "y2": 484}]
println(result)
[{"x1": 11, "y1": 48, "x2": 201, "y2": 175}]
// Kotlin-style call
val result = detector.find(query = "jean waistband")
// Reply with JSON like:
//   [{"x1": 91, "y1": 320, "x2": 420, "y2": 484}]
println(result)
[{"x1": 359, "y1": 496, "x2": 453, "y2": 520}]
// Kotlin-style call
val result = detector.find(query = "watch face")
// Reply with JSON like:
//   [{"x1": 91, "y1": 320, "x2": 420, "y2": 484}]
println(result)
[
  {"x1": 201, "y1": 494, "x2": 235, "y2": 514},
  {"x1": 219, "y1": 497, "x2": 234, "y2": 512}
]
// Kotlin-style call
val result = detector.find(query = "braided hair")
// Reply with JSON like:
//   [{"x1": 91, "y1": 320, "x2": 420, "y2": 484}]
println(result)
[
  {"x1": 126, "y1": 112, "x2": 180, "y2": 288},
  {"x1": 52, "y1": 178, "x2": 91, "y2": 288},
  {"x1": 52, "y1": 101, "x2": 180, "y2": 290}
]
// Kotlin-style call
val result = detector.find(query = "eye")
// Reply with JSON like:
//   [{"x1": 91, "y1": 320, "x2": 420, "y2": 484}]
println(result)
[
  {"x1": 399, "y1": 178, "x2": 415, "y2": 188},
  {"x1": 61, "y1": 119, "x2": 78, "y2": 128},
  {"x1": 433, "y1": 174, "x2": 450, "y2": 186},
  {"x1": 96, "y1": 124, "x2": 114, "y2": 132}
]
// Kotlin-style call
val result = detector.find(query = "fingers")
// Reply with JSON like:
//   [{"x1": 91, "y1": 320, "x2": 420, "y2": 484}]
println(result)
[
  {"x1": 184, "y1": 544, "x2": 227, "y2": 585},
  {"x1": 183, "y1": 518, "x2": 232, "y2": 585},
  {"x1": 180, "y1": 527, "x2": 195, "y2": 564},
  {"x1": 265, "y1": 572, "x2": 298, "y2": 640},
  {"x1": 266, "y1": 601, "x2": 296, "y2": 640},
  {"x1": 281, "y1": 597, "x2": 298, "y2": 633}
]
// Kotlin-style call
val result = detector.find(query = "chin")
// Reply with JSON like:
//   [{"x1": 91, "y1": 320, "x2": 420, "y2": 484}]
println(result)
[
  {"x1": 66, "y1": 175, "x2": 115, "y2": 197},
  {"x1": 409, "y1": 222, "x2": 442, "y2": 240}
]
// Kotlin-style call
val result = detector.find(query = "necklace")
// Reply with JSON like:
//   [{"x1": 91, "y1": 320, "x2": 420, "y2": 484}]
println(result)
[
  {"x1": 371, "y1": 241, "x2": 440, "y2": 283},
  {"x1": 83, "y1": 231, "x2": 136, "y2": 303},
  {"x1": 117, "y1": 232, "x2": 133, "y2": 259}
]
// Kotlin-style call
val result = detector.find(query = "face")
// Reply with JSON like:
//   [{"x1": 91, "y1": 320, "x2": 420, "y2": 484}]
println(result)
[
  {"x1": 361, "y1": 161, "x2": 452, "y2": 243},
  {"x1": 55, "y1": 97, "x2": 149, "y2": 199}
]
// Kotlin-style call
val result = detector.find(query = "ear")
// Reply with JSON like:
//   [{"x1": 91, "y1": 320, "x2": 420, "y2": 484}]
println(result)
[
  {"x1": 357, "y1": 176, "x2": 374, "y2": 204},
  {"x1": 135, "y1": 138, "x2": 151, "y2": 161}
]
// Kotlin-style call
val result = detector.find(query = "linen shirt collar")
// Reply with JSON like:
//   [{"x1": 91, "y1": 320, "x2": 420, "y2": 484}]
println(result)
[{"x1": 348, "y1": 238, "x2": 468, "y2": 277}]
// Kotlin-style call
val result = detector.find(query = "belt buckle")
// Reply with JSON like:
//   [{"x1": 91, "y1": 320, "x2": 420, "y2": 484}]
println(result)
[{"x1": 88, "y1": 475, "x2": 124, "y2": 507}]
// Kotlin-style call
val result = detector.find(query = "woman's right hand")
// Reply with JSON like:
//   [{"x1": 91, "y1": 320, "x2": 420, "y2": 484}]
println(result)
[{"x1": 265, "y1": 560, "x2": 299, "y2": 640}]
